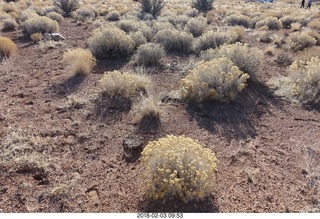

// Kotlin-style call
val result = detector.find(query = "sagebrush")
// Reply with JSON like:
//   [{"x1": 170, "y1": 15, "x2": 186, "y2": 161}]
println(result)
[
  {"x1": 63, "y1": 48, "x2": 96, "y2": 75},
  {"x1": 0, "y1": 37, "x2": 17, "y2": 59}
]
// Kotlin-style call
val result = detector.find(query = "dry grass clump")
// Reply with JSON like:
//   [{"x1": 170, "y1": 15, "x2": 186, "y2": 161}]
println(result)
[
  {"x1": 225, "y1": 14, "x2": 251, "y2": 28},
  {"x1": 288, "y1": 32, "x2": 316, "y2": 52},
  {"x1": 0, "y1": 36, "x2": 17, "y2": 59},
  {"x1": 30, "y1": 32, "x2": 43, "y2": 43},
  {"x1": 118, "y1": 20, "x2": 140, "y2": 33},
  {"x1": 99, "y1": 70, "x2": 151, "y2": 98},
  {"x1": 200, "y1": 42, "x2": 263, "y2": 79},
  {"x1": 63, "y1": 48, "x2": 96, "y2": 75},
  {"x1": 308, "y1": 21, "x2": 320, "y2": 30},
  {"x1": 185, "y1": 17, "x2": 207, "y2": 37},
  {"x1": 306, "y1": 29, "x2": 320, "y2": 45},
  {"x1": 193, "y1": 30, "x2": 238, "y2": 54},
  {"x1": 54, "y1": 0, "x2": 79, "y2": 16},
  {"x1": 88, "y1": 26, "x2": 135, "y2": 59},
  {"x1": 73, "y1": 7, "x2": 96, "y2": 21},
  {"x1": 46, "y1": 11, "x2": 64, "y2": 23},
  {"x1": 153, "y1": 29, "x2": 193, "y2": 53},
  {"x1": 141, "y1": 135, "x2": 218, "y2": 202},
  {"x1": 181, "y1": 58, "x2": 250, "y2": 102},
  {"x1": 255, "y1": 16, "x2": 282, "y2": 30},
  {"x1": 134, "y1": 95, "x2": 161, "y2": 123},
  {"x1": 132, "y1": 43, "x2": 166, "y2": 67},
  {"x1": 185, "y1": 8, "x2": 199, "y2": 17},
  {"x1": 21, "y1": 16, "x2": 59, "y2": 35},
  {"x1": 268, "y1": 57, "x2": 320, "y2": 105},
  {"x1": 106, "y1": 10, "x2": 121, "y2": 21},
  {"x1": 291, "y1": 22, "x2": 301, "y2": 32},
  {"x1": 258, "y1": 31, "x2": 272, "y2": 43}
]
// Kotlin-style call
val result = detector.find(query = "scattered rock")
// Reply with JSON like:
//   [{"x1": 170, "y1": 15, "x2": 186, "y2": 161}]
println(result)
[{"x1": 122, "y1": 134, "x2": 144, "y2": 158}]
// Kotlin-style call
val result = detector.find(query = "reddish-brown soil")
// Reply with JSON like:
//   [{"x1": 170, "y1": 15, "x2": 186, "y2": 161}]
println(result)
[{"x1": 0, "y1": 18, "x2": 320, "y2": 213}]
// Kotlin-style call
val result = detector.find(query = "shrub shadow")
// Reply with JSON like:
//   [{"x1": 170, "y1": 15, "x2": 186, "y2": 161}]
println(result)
[
  {"x1": 94, "y1": 93, "x2": 132, "y2": 124},
  {"x1": 137, "y1": 116, "x2": 161, "y2": 134},
  {"x1": 138, "y1": 195, "x2": 219, "y2": 213},
  {"x1": 93, "y1": 59, "x2": 128, "y2": 74},
  {"x1": 52, "y1": 74, "x2": 85, "y2": 96},
  {"x1": 185, "y1": 81, "x2": 284, "y2": 142}
]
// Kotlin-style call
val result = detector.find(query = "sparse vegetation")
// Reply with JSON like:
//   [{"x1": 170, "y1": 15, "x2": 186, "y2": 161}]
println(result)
[
  {"x1": 88, "y1": 26, "x2": 135, "y2": 59},
  {"x1": 181, "y1": 58, "x2": 250, "y2": 102},
  {"x1": 63, "y1": 48, "x2": 96, "y2": 75},
  {"x1": 141, "y1": 135, "x2": 218, "y2": 201}
]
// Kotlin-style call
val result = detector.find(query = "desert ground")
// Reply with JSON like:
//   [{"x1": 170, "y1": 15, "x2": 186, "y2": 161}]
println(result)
[{"x1": 0, "y1": 0, "x2": 320, "y2": 213}]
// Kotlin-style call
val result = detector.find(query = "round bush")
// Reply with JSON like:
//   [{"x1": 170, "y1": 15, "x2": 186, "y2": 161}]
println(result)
[
  {"x1": 132, "y1": 43, "x2": 166, "y2": 66},
  {"x1": 0, "y1": 37, "x2": 17, "y2": 59},
  {"x1": 88, "y1": 26, "x2": 135, "y2": 59},
  {"x1": 141, "y1": 135, "x2": 218, "y2": 202},
  {"x1": 181, "y1": 58, "x2": 250, "y2": 102}
]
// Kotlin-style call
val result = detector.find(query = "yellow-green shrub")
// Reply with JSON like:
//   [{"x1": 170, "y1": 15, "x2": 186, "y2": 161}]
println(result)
[
  {"x1": 200, "y1": 42, "x2": 263, "y2": 79},
  {"x1": 268, "y1": 57, "x2": 320, "y2": 105},
  {"x1": 255, "y1": 16, "x2": 282, "y2": 30},
  {"x1": 99, "y1": 70, "x2": 151, "y2": 98},
  {"x1": 63, "y1": 48, "x2": 96, "y2": 75},
  {"x1": 88, "y1": 26, "x2": 135, "y2": 59},
  {"x1": 141, "y1": 135, "x2": 218, "y2": 202},
  {"x1": 288, "y1": 32, "x2": 316, "y2": 52},
  {"x1": 0, "y1": 36, "x2": 17, "y2": 59},
  {"x1": 181, "y1": 58, "x2": 250, "y2": 102}
]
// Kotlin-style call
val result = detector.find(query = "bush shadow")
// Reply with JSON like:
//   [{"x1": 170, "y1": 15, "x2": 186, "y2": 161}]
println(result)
[
  {"x1": 185, "y1": 81, "x2": 284, "y2": 142},
  {"x1": 138, "y1": 195, "x2": 219, "y2": 213},
  {"x1": 137, "y1": 116, "x2": 161, "y2": 134},
  {"x1": 93, "y1": 59, "x2": 128, "y2": 74},
  {"x1": 94, "y1": 93, "x2": 132, "y2": 124},
  {"x1": 52, "y1": 74, "x2": 85, "y2": 97}
]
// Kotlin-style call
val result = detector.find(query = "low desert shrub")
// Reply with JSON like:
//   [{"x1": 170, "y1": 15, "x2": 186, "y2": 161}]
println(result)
[
  {"x1": 21, "y1": 16, "x2": 59, "y2": 35},
  {"x1": 181, "y1": 58, "x2": 250, "y2": 102},
  {"x1": 73, "y1": 7, "x2": 96, "y2": 21},
  {"x1": 258, "y1": 31, "x2": 272, "y2": 43},
  {"x1": 0, "y1": 37, "x2": 17, "y2": 59},
  {"x1": 106, "y1": 10, "x2": 121, "y2": 21},
  {"x1": 200, "y1": 42, "x2": 263, "y2": 79},
  {"x1": 185, "y1": 8, "x2": 199, "y2": 17},
  {"x1": 268, "y1": 57, "x2": 320, "y2": 105},
  {"x1": 132, "y1": 43, "x2": 166, "y2": 67},
  {"x1": 88, "y1": 26, "x2": 135, "y2": 59},
  {"x1": 153, "y1": 29, "x2": 193, "y2": 53},
  {"x1": 225, "y1": 14, "x2": 251, "y2": 28},
  {"x1": 306, "y1": 29, "x2": 320, "y2": 45},
  {"x1": 118, "y1": 20, "x2": 140, "y2": 33},
  {"x1": 274, "y1": 52, "x2": 293, "y2": 66},
  {"x1": 99, "y1": 70, "x2": 151, "y2": 98},
  {"x1": 54, "y1": 0, "x2": 79, "y2": 16},
  {"x1": 139, "y1": 0, "x2": 165, "y2": 18},
  {"x1": 185, "y1": 17, "x2": 207, "y2": 37},
  {"x1": 129, "y1": 31, "x2": 147, "y2": 48},
  {"x1": 46, "y1": 12, "x2": 64, "y2": 23},
  {"x1": 255, "y1": 16, "x2": 282, "y2": 30},
  {"x1": 193, "y1": 30, "x2": 238, "y2": 54},
  {"x1": 0, "y1": 18, "x2": 18, "y2": 31},
  {"x1": 280, "y1": 15, "x2": 298, "y2": 29},
  {"x1": 63, "y1": 48, "x2": 96, "y2": 75},
  {"x1": 291, "y1": 22, "x2": 301, "y2": 32},
  {"x1": 134, "y1": 95, "x2": 161, "y2": 122},
  {"x1": 141, "y1": 135, "x2": 218, "y2": 201},
  {"x1": 19, "y1": 9, "x2": 39, "y2": 22},
  {"x1": 288, "y1": 32, "x2": 316, "y2": 52},
  {"x1": 308, "y1": 21, "x2": 320, "y2": 30},
  {"x1": 192, "y1": 0, "x2": 214, "y2": 12}
]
